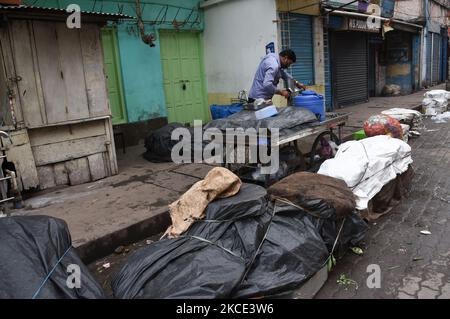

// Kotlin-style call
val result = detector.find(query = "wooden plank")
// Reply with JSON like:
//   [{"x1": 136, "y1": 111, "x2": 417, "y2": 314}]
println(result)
[
  {"x1": 33, "y1": 20, "x2": 68, "y2": 124},
  {"x1": 28, "y1": 120, "x2": 106, "y2": 147},
  {"x1": 0, "y1": 24, "x2": 23, "y2": 126},
  {"x1": 2, "y1": 130, "x2": 40, "y2": 190},
  {"x1": 104, "y1": 117, "x2": 118, "y2": 175},
  {"x1": 102, "y1": 151, "x2": 111, "y2": 177},
  {"x1": 80, "y1": 24, "x2": 110, "y2": 117},
  {"x1": 26, "y1": 114, "x2": 110, "y2": 129},
  {"x1": 66, "y1": 158, "x2": 91, "y2": 186},
  {"x1": 32, "y1": 135, "x2": 107, "y2": 166},
  {"x1": 10, "y1": 20, "x2": 45, "y2": 127},
  {"x1": 54, "y1": 162, "x2": 69, "y2": 186},
  {"x1": 36, "y1": 165, "x2": 56, "y2": 190},
  {"x1": 56, "y1": 23, "x2": 89, "y2": 121},
  {"x1": 0, "y1": 32, "x2": 11, "y2": 128},
  {"x1": 88, "y1": 153, "x2": 107, "y2": 181}
]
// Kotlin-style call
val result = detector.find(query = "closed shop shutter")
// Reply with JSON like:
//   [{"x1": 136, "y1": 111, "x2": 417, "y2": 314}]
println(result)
[
  {"x1": 331, "y1": 31, "x2": 368, "y2": 107},
  {"x1": 441, "y1": 31, "x2": 448, "y2": 82},
  {"x1": 279, "y1": 12, "x2": 314, "y2": 85},
  {"x1": 324, "y1": 29, "x2": 333, "y2": 111},
  {"x1": 426, "y1": 32, "x2": 432, "y2": 84},
  {"x1": 433, "y1": 33, "x2": 441, "y2": 84}
]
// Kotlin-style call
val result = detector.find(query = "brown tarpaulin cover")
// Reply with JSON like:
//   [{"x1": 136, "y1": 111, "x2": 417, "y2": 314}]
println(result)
[
  {"x1": 267, "y1": 172, "x2": 356, "y2": 219},
  {"x1": 164, "y1": 167, "x2": 242, "y2": 238}
]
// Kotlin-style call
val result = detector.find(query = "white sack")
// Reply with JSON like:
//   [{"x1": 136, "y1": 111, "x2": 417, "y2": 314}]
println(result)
[{"x1": 318, "y1": 135, "x2": 412, "y2": 210}]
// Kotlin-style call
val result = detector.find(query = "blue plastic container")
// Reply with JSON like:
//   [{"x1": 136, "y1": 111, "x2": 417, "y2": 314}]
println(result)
[
  {"x1": 209, "y1": 103, "x2": 243, "y2": 120},
  {"x1": 293, "y1": 90, "x2": 326, "y2": 122}
]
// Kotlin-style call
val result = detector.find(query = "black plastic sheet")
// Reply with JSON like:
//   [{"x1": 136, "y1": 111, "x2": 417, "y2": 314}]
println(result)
[
  {"x1": 143, "y1": 123, "x2": 189, "y2": 163},
  {"x1": 204, "y1": 106, "x2": 318, "y2": 137},
  {"x1": 0, "y1": 215, "x2": 105, "y2": 299},
  {"x1": 111, "y1": 184, "x2": 367, "y2": 299}
]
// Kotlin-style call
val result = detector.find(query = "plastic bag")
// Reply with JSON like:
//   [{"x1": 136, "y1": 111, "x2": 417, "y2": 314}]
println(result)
[{"x1": 364, "y1": 114, "x2": 403, "y2": 139}]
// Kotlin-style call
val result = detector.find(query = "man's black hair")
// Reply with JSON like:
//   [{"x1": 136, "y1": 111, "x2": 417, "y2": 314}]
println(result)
[{"x1": 279, "y1": 49, "x2": 296, "y2": 63}]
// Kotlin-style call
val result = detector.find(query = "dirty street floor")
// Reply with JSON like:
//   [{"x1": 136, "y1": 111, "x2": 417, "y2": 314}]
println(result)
[
  {"x1": 316, "y1": 117, "x2": 450, "y2": 299},
  {"x1": 15, "y1": 146, "x2": 216, "y2": 256},
  {"x1": 10, "y1": 85, "x2": 450, "y2": 299}
]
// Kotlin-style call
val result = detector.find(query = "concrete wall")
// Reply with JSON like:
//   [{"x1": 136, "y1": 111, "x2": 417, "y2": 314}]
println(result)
[
  {"x1": 276, "y1": 0, "x2": 320, "y2": 15},
  {"x1": 313, "y1": 17, "x2": 325, "y2": 95},
  {"x1": 203, "y1": 0, "x2": 279, "y2": 106},
  {"x1": 117, "y1": 23, "x2": 167, "y2": 122}
]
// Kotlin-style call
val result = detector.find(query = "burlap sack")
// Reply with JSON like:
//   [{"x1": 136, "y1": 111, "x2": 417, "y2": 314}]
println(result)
[{"x1": 165, "y1": 167, "x2": 242, "y2": 238}]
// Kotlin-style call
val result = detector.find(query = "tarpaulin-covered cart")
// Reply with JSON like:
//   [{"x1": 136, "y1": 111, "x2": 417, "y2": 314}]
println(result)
[{"x1": 204, "y1": 107, "x2": 350, "y2": 186}]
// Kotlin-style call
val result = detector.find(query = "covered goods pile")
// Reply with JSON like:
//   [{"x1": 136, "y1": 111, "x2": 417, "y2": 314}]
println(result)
[
  {"x1": 111, "y1": 170, "x2": 367, "y2": 299},
  {"x1": 0, "y1": 216, "x2": 105, "y2": 299}
]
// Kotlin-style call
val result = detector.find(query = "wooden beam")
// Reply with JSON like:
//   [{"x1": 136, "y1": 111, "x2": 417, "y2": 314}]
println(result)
[{"x1": 32, "y1": 135, "x2": 107, "y2": 166}]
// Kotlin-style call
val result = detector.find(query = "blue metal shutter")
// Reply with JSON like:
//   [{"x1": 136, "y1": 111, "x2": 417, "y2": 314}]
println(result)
[
  {"x1": 426, "y1": 32, "x2": 432, "y2": 85},
  {"x1": 280, "y1": 13, "x2": 314, "y2": 85},
  {"x1": 324, "y1": 29, "x2": 333, "y2": 111},
  {"x1": 441, "y1": 32, "x2": 448, "y2": 82},
  {"x1": 433, "y1": 33, "x2": 441, "y2": 84},
  {"x1": 412, "y1": 34, "x2": 421, "y2": 90}
]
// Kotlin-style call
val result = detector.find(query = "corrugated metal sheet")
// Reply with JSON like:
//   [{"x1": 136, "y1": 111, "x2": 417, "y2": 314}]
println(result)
[
  {"x1": 280, "y1": 13, "x2": 314, "y2": 85},
  {"x1": 331, "y1": 31, "x2": 368, "y2": 107},
  {"x1": 0, "y1": 4, "x2": 133, "y2": 19}
]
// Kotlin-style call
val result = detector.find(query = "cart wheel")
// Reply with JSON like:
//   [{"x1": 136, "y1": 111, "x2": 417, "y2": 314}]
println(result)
[
  {"x1": 309, "y1": 131, "x2": 340, "y2": 172},
  {"x1": 293, "y1": 141, "x2": 307, "y2": 172}
]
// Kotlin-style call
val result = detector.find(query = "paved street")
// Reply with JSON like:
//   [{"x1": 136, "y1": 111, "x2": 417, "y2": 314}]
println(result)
[{"x1": 316, "y1": 117, "x2": 450, "y2": 299}]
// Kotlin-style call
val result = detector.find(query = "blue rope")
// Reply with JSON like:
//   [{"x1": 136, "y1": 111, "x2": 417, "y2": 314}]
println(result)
[{"x1": 32, "y1": 246, "x2": 72, "y2": 299}]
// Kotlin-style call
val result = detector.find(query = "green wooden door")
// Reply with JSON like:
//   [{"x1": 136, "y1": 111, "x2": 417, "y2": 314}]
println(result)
[
  {"x1": 101, "y1": 27, "x2": 127, "y2": 125},
  {"x1": 160, "y1": 31, "x2": 208, "y2": 124}
]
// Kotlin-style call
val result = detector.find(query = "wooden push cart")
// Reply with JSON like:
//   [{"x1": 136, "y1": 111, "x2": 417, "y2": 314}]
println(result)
[{"x1": 220, "y1": 112, "x2": 350, "y2": 186}]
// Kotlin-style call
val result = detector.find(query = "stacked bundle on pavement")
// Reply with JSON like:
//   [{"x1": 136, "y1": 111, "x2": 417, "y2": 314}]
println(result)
[
  {"x1": 318, "y1": 135, "x2": 413, "y2": 212},
  {"x1": 422, "y1": 89, "x2": 450, "y2": 115},
  {"x1": 111, "y1": 170, "x2": 367, "y2": 299},
  {"x1": 0, "y1": 216, "x2": 105, "y2": 299}
]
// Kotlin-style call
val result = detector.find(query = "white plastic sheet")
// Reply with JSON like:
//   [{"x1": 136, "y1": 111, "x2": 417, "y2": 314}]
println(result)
[
  {"x1": 381, "y1": 108, "x2": 422, "y2": 122},
  {"x1": 318, "y1": 135, "x2": 412, "y2": 210},
  {"x1": 422, "y1": 90, "x2": 450, "y2": 115}
]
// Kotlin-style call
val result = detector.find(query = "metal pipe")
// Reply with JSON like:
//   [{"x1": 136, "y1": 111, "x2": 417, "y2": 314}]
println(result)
[{"x1": 325, "y1": 9, "x2": 424, "y2": 29}]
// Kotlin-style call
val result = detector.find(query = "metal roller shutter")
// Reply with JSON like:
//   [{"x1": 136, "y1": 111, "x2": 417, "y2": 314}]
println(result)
[
  {"x1": 331, "y1": 32, "x2": 368, "y2": 107},
  {"x1": 324, "y1": 29, "x2": 333, "y2": 111},
  {"x1": 433, "y1": 33, "x2": 441, "y2": 84},
  {"x1": 280, "y1": 12, "x2": 314, "y2": 85},
  {"x1": 426, "y1": 32, "x2": 432, "y2": 85},
  {"x1": 441, "y1": 31, "x2": 448, "y2": 82}
]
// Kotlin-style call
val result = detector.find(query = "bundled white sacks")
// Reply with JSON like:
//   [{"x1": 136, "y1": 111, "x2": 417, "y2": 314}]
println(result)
[
  {"x1": 422, "y1": 90, "x2": 450, "y2": 115},
  {"x1": 318, "y1": 135, "x2": 412, "y2": 210},
  {"x1": 381, "y1": 108, "x2": 424, "y2": 132}
]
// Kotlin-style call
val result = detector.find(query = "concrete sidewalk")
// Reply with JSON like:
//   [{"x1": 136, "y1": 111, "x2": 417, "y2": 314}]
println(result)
[
  {"x1": 11, "y1": 84, "x2": 444, "y2": 263},
  {"x1": 338, "y1": 84, "x2": 445, "y2": 139},
  {"x1": 15, "y1": 146, "x2": 216, "y2": 262}
]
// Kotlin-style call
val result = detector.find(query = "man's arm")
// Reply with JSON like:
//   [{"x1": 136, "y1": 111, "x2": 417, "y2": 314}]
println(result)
[
  {"x1": 281, "y1": 69, "x2": 306, "y2": 90},
  {"x1": 280, "y1": 68, "x2": 293, "y2": 82}
]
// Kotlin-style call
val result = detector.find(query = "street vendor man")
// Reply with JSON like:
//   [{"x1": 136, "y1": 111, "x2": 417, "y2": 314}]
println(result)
[{"x1": 248, "y1": 49, "x2": 305, "y2": 102}]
